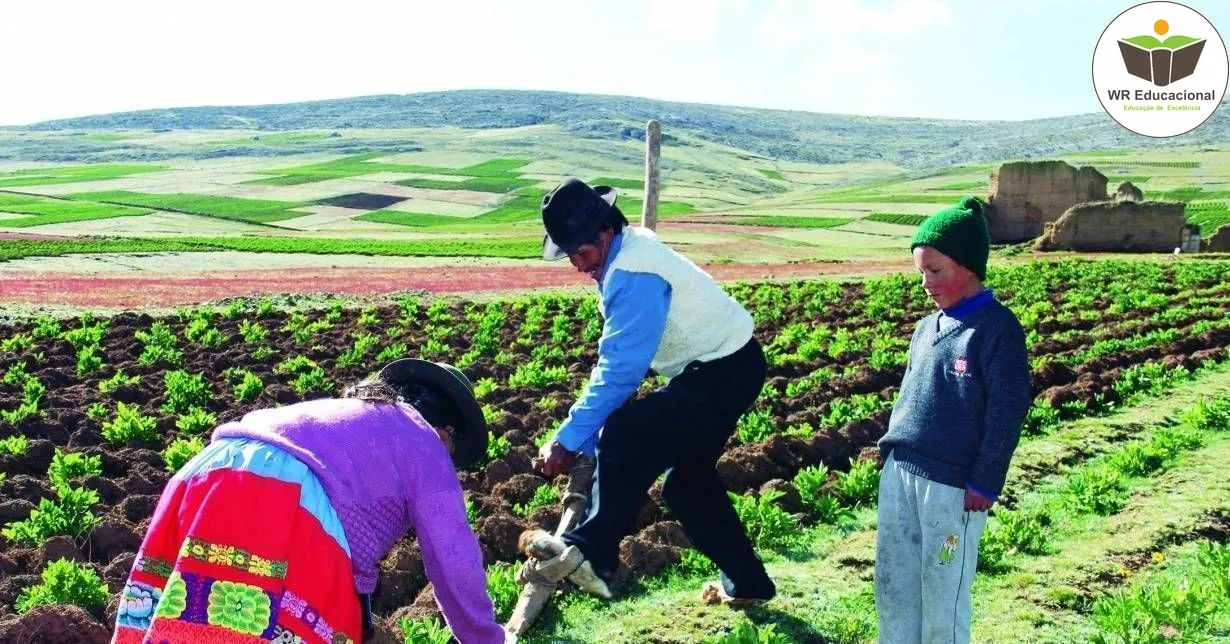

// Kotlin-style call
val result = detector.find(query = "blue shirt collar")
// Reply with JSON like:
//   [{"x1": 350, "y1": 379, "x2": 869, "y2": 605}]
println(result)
[
  {"x1": 598, "y1": 231, "x2": 625, "y2": 287},
  {"x1": 942, "y1": 288, "x2": 995, "y2": 320}
]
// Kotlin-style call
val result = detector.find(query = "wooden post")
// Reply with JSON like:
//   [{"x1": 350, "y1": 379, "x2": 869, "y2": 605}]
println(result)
[
  {"x1": 641, "y1": 119, "x2": 661, "y2": 231},
  {"x1": 505, "y1": 456, "x2": 596, "y2": 636}
]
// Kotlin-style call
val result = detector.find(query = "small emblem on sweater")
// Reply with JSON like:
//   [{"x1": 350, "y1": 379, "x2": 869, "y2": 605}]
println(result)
[
  {"x1": 938, "y1": 534, "x2": 960, "y2": 565},
  {"x1": 953, "y1": 358, "x2": 968, "y2": 375}
]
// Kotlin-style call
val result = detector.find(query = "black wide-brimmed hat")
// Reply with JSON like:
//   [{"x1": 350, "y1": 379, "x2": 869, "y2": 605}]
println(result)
[
  {"x1": 378, "y1": 358, "x2": 487, "y2": 470},
  {"x1": 541, "y1": 178, "x2": 619, "y2": 260}
]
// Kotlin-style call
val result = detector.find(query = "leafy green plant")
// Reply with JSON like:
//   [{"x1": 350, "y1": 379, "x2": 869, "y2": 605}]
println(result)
[
  {"x1": 162, "y1": 370, "x2": 212, "y2": 414},
  {"x1": 473, "y1": 377, "x2": 498, "y2": 400},
  {"x1": 276, "y1": 355, "x2": 317, "y2": 375},
  {"x1": 255, "y1": 297, "x2": 276, "y2": 317},
  {"x1": 232, "y1": 370, "x2": 265, "y2": 402},
  {"x1": 98, "y1": 369, "x2": 139, "y2": 394},
  {"x1": 398, "y1": 616, "x2": 452, "y2": 644},
  {"x1": 101, "y1": 402, "x2": 159, "y2": 445},
  {"x1": 487, "y1": 562, "x2": 519, "y2": 622},
  {"x1": 31, "y1": 316, "x2": 61, "y2": 340},
  {"x1": 1090, "y1": 577, "x2": 1219, "y2": 644},
  {"x1": 337, "y1": 332, "x2": 379, "y2": 367},
  {"x1": 507, "y1": 361, "x2": 569, "y2": 389},
  {"x1": 737, "y1": 408, "x2": 776, "y2": 443},
  {"x1": 135, "y1": 321, "x2": 182, "y2": 366},
  {"x1": 0, "y1": 435, "x2": 29, "y2": 455},
  {"x1": 2, "y1": 486, "x2": 100, "y2": 545},
  {"x1": 238, "y1": 319, "x2": 267, "y2": 344},
  {"x1": 1, "y1": 378, "x2": 44, "y2": 425},
  {"x1": 47, "y1": 449, "x2": 102, "y2": 493},
  {"x1": 1107, "y1": 441, "x2": 1168, "y2": 477},
  {"x1": 706, "y1": 621, "x2": 791, "y2": 644},
  {"x1": 486, "y1": 432, "x2": 511, "y2": 462},
  {"x1": 514, "y1": 483, "x2": 560, "y2": 517},
  {"x1": 833, "y1": 458, "x2": 879, "y2": 507},
  {"x1": 220, "y1": 300, "x2": 246, "y2": 319},
  {"x1": 291, "y1": 367, "x2": 335, "y2": 396},
  {"x1": 176, "y1": 407, "x2": 217, "y2": 434},
  {"x1": 251, "y1": 346, "x2": 276, "y2": 361},
  {"x1": 163, "y1": 436, "x2": 205, "y2": 472},
  {"x1": 85, "y1": 402, "x2": 109, "y2": 421},
  {"x1": 2, "y1": 361, "x2": 31, "y2": 387},
  {"x1": 15, "y1": 558, "x2": 109, "y2": 615},
  {"x1": 793, "y1": 464, "x2": 853, "y2": 524},
  {"x1": 184, "y1": 314, "x2": 224, "y2": 348},
  {"x1": 1, "y1": 333, "x2": 34, "y2": 354},
  {"x1": 1065, "y1": 466, "x2": 1129, "y2": 516},
  {"x1": 357, "y1": 307, "x2": 381, "y2": 328},
  {"x1": 1179, "y1": 396, "x2": 1230, "y2": 433},
  {"x1": 729, "y1": 489, "x2": 802, "y2": 553},
  {"x1": 375, "y1": 341, "x2": 408, "y2": 363},
  {"x1": 60, "y1": 314, "x2": 105, "y2": 349},
  {"x1": 465, "y1": 494, "x2": 480, "y2": 526}
]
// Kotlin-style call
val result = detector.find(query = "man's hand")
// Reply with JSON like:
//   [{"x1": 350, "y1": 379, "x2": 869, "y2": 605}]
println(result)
[
  {"x1": 964, "y1": 486, "x2": 994, "y2": 512},
  {"x1": 536, "y1": 440, "x2": 576, "y2": 478}
]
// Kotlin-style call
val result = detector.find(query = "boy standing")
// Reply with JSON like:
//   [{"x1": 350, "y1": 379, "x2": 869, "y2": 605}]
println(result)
[{"x1": 875, "y1": 196, "x2": 1032, "y2": 643}]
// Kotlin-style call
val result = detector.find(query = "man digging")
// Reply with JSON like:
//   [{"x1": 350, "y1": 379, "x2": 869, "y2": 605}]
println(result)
[{"x1": 526, "y1": 178, "x2": 776, "y2": 606}]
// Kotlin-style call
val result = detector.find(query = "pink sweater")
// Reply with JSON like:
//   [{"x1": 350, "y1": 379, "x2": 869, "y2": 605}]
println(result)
[{"x1": 213, "y1": 398, "x2": 505, "y2": 643}]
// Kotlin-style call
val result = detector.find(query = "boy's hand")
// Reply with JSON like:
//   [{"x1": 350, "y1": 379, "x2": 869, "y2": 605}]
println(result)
[
  {"x1": 964, "y1": 487, "x2": 994, "y2": 512},
  {"x1": 535, "y1": 440, "x2": 575, "y2": 478}
]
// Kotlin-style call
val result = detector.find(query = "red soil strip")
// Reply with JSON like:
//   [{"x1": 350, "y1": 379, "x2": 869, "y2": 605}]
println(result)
[{"x1": 0, "y1": 260, "x2": 913, "y2": 308}]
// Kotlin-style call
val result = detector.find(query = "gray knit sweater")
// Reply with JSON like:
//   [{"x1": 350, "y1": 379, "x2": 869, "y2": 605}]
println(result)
[{"x1": 877, "y1": 298, "x2": 1032, "y2": 498}]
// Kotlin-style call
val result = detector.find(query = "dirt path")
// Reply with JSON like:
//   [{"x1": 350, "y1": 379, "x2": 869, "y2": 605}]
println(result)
[{"x1": 0, "y1": 259, "x2": 916, "y2": 308}]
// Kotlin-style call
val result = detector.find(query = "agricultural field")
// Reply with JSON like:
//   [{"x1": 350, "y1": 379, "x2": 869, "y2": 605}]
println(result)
[
  {"x1": 0, "y1": 258, "x2": 1227, "y2": 642},
  {"x1": 1, "y1": 131, "x2": 1229, "y2": 276}
]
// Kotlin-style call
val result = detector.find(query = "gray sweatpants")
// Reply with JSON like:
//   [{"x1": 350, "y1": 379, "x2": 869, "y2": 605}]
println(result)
[{"x1": 875, "y1": 452, "x2": 987, "y2": 644}]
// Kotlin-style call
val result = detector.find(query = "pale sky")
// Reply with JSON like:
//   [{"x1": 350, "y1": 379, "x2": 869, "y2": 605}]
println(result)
[{"x1": 4, "y1": 0, "x2": 1229, "y2": 126}]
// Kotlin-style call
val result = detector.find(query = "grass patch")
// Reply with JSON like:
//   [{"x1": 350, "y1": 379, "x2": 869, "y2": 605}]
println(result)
[
  {"x1": 210, "y1": 132, "x2": 338, "y2": 145},
  {"x1": 719, "y1": 215, "x2": 852, "y2": 228},
  {"x1": 1106, "y1": 175, "x2": 1151, "y2": 184},
  {"x1": 757, "y1": 168, "x2": 786, "y2": 181},
  {"x1": 615, "y1": 197, "x2": 698, "y2": 219},
  {"x1": 0, "y1": 192, "x2": 151, "y2": 227},
  {"x1": 931, "y1": 181, "x2": 986, "y2": 191},
  {"x1": 0, "y1": 235, "x2": 542, "y2": 261},
  {"x1": 84, "y1": 133, "x2": 132, "y2": 142},
  {"x1": 590, "y1": 176, "x2": 645, "y2": 190},
  {"x1": 249, "y1": 154, "x2": 532, "y2": 185},
  {"x1": 1079, "y1": 160, "x2": 1200, "y2": 168},
  {"x1": 815, "y1": 193, "x2": 961, "y2": 204},
  {"x1": 1184, "y1": 201, "x2": 1230, "y2": 233},
  {"x1": 395, "y1": 175, "x2": 538, "y2": 193},
  {"x1": 1147, "y1": 187, "x2": 1230, "y2": 201},
  {"x1": 0, "y1": 163, "x2": 165, "y2": 188},
  {"x1": 864, "y1": 212, "x2": 927, "y2": 226},
  {"x1": 68, "y1": 190, "x2": 308, "y2": 224},
  {"x1": 355, "y1": 211, "x2": 469, "y2": 227}
]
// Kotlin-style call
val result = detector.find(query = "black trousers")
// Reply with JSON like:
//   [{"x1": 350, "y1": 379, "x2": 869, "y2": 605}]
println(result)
[{"x1": 562, "y1": 337, "x2": 775, "y2": 598}]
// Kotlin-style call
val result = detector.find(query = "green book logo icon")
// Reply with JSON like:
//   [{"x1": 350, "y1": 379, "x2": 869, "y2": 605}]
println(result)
[{"x1": 1118, "y1": 19, "x2": 1206, "y2": 85}]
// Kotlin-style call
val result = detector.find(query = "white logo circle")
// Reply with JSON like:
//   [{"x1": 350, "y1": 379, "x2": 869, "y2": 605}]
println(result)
[{"x1": 1093, "y1": 1, "x2": 1229, "y2": 138}]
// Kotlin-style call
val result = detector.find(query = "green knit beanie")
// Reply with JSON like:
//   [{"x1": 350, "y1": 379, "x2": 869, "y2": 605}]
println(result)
[{"x1": 911, "y1": 196, "x2": 990, "y2": 280}]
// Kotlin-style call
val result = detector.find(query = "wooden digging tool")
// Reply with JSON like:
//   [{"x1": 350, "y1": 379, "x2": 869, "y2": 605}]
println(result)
[{"x1": 505, "y1": 455, "x2": 596, "y2": 635}]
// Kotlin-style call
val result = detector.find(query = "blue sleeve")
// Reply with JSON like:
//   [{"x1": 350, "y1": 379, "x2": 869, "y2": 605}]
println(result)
[{"x1": 554, "y1": 270, "x2": 670, "y2": 456}]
